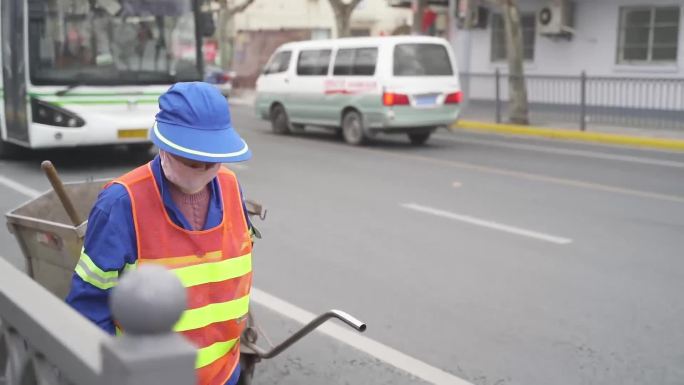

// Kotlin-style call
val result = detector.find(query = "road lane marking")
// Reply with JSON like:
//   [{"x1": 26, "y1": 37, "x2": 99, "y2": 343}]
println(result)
[
  {"x1": 0, "y1": 173, "x2": 472, "y2": 385},
  {"x1": 402, "y1": 203, "x2": 573, "y2": 245},
  {"x1": 251, "y1": 288, "x2": 473, "y2": 385},
  {"x1": 440, "y1": 135, "x2": 684, "y2": 168},
  {"x1": 0, "y1": 175, "x2": 41, "y2": 198},
  {"x1": 250, "y1": 119, "x2": 683, "y2": 203},
  {"x1": 263, "y1": 131, "x2": 683, "y2": 203},
  {"x1": 371, "y1": 151, "x2": 684, "y2": 204}
]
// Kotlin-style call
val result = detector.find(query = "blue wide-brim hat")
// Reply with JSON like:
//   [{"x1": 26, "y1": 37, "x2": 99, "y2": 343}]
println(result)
[{"x1": 151, "y1": 82, "x2": 251, "y2": 163}]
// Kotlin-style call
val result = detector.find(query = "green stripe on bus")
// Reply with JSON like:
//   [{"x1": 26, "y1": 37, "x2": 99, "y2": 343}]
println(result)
[
  {"x1": 28, "y1": 91, "x2": 164, "y2": 97},
  {"x1": 51, "y1": 99, "x2": 160, "y2": 106}
]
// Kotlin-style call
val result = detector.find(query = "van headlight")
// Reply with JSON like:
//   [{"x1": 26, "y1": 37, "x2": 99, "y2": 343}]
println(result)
[{"x1": 31, "y1": 98, "x2": 85, "y2": 128}]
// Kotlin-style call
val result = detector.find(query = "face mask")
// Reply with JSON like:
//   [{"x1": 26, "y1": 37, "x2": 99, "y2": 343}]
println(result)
[{"x1": 159, "y1": 150, "x2": 220, "y2": 194}]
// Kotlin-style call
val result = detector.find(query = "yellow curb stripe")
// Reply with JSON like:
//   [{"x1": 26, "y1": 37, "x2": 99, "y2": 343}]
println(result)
[{"x1": 453, "y1": 120, "x2": 684, "y2": 152}]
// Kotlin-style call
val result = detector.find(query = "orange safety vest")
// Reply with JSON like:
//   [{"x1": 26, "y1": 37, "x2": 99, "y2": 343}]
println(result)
[{"x1": 113, "y1": 162, "x2": 252, "y2": 385}]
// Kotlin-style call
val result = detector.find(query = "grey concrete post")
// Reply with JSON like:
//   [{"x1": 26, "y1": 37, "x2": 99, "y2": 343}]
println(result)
[
  {"x1": 580, "y1": 71, "x2": 587, "y2": 131},
  {"x1": 495, "y1": 68, "x2": 502, "y2": 123},
  {"x1": 101, "y1": 265, "x2": 196, "y2": 385}
]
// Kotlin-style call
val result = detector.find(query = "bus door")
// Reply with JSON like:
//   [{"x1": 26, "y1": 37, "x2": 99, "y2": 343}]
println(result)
[{"x1": 1, "y1": 0, "x2": 29, "y2": 144}]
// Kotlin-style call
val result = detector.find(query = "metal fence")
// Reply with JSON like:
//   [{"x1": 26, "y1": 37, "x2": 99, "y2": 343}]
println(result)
[
  {"x1": 460, "y1": 71, "x2": 684, "y2": 132},
  {"x1": 0, "y1": 259, "x2": 196, "y2": 385}
]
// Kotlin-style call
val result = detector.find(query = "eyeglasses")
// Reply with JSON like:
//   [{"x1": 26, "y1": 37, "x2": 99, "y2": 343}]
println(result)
[{"x1": 169, "y1": 153, "x2": 219, "y2": 171}]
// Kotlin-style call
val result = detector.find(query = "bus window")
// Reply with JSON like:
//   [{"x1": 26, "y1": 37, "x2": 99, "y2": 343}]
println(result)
[{"x1": 28, "y1": 0, "x2": 201, "y2": 85}]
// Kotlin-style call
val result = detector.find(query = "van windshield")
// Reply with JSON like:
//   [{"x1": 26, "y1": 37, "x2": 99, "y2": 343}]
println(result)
[{"x1": 393, "y1": 43, "x2": 453, "y2": 76}]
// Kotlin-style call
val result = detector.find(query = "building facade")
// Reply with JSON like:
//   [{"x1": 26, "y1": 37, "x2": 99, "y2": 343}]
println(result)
[
  {"x1": 452, "y1": 0, "x2": 684, "y2": 130},
  {"x1": 233, "y1": 0, "x2": 413, "y2": 38},
  {"x1": 456, "y1": 0, "x2": 684, "y2": 78},
  {"x1": 227, "y1": 0, "x2": 458, "y2": 86}
]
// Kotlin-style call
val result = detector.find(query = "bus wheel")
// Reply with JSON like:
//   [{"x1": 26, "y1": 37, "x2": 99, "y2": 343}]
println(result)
[
  {"x1": 341, "y1": 110, "x2": 366, "y2": 146},
  {"x1": 127, "y1": 143, "x2": 155, "y2": 158},
  {"x1": 0, "y1": 139, "x2": 22, "y2": 159},
  {"x1": 270, "y1": 104, "x2": 290, "y2": 135},
  {"x1": 408, "y1": 132, "x2": 431, "y2": 145}
]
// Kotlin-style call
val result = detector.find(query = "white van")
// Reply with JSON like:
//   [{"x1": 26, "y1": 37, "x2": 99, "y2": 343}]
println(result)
[{"x1": 255, "y1": 36, "x2": 461, "y2": 145}]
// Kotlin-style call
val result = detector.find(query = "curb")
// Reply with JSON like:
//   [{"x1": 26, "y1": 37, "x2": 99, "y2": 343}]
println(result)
[
  {"x1": 227, "y1": 98, "x2": 254, "y2": 107},
  {"x1": 453, "y1": 120, "x2": 684, "y2": 152}
]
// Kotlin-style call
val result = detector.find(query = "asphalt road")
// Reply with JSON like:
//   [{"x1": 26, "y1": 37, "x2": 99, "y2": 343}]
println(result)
[{"x1": 1, "y1": 105, "x2": 683, "y2": 385}]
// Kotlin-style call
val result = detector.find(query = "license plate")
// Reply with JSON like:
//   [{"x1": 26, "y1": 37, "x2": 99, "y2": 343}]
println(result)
[
  {"x1": 415, "y1": 95, "x2": 437, "y2": 106},
  {"x1": 117, "y1": 129, "x2": 148, "y2": 139}
]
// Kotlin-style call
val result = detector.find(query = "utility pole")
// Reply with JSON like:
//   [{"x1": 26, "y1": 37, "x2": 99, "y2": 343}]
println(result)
[
  {"x1": 451, "y1": 0, "x2": 473, "y2": 104},
  {"x1": 411, "y1": 0, "x2": 426, "y2": 35}
]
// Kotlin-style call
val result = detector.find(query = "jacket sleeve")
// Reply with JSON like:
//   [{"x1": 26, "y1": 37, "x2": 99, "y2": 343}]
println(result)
[{"x1": 65, "y1": 184, "x2": 137, "y2": 335}]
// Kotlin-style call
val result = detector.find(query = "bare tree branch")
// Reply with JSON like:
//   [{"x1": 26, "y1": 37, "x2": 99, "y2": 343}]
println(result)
[
  {"x1": 328, "y1": 0, "x2": 364, "y2": 12},
  {"x1": 327, "y1": 0, "x2": 364, "y2": 37},
  {"x1": 227, "y1": 0, "x2": 256, "y2": 17}
]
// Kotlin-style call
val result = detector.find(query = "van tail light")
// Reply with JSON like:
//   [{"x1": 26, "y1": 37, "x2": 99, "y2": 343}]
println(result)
[
  {"x1": 444, "y1": 91, "x2": 463, "y2": 104},
  {"x1": 383, "y1": 92, "x2": 410, "y2": 106}
]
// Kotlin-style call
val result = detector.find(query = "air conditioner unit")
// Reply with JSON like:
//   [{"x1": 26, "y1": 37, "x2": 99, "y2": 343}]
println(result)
[{"x1": 537, "y1": 0, "x2": 574, "y2": 37}]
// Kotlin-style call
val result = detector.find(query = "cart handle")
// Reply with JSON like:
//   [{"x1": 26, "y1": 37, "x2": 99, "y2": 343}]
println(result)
[
  {"x1": 242, "y1": 310, "x2": 366, "y2": 359},
  {"x1": 41, "y1": 161, "x2": 82, "y2": 226}
]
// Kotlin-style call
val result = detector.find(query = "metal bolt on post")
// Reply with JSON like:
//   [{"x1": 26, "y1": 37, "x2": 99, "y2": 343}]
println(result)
[{"x1": 103, "y1": 265, "x2": 197, "y2": 385}]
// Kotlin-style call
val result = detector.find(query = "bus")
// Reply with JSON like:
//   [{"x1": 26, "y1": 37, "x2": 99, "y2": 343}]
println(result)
[{"x1": 0, "y1": 0, "x2": 213, "y2": 157}]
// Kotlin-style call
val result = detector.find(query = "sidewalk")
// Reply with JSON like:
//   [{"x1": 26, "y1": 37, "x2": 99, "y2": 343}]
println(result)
[
  {"x1": 457, "y1": 105, "x2": 684, "y2": 151},
  {"x1": 227, "y1": 88, "x2": 258, "y2": 107},
  {"x1": 227, "y1": 88, "x2": 684, "y2": 151}
]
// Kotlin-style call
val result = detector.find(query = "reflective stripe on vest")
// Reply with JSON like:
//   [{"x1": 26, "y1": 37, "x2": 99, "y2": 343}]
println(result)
[
  {"x1": 113, "y1": 163, "x2": 252, "y2": 385},
  {"x1": 75, "y1": 248, "x2": 135, "y2": 290}
]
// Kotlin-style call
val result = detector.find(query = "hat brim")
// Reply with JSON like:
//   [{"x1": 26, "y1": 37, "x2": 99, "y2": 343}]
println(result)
[{"x1": 150, "y1": 121, "x2": 251, "y2": 163}]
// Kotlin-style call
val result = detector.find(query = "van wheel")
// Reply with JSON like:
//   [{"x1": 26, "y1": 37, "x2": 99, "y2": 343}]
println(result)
[
  {"x1": 290, "y1": 123, "x2": 305, "y2": 133},
  {"x1": 408, "y1": 132, "x2": 431, "y2": 145},
  {"x1": 270, "y1": 104, "x2": 290, "y2": 135},
  {"x1": 341, "y1": 110, "x2": 366, "y2": 145}
]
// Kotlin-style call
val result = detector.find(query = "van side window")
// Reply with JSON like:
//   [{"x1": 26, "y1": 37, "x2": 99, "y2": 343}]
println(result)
[
  {"x1": 333, "y1": 49, "x2": 354, "y2": 75},
  {"x1": 264, "y1": 51, "x2": 292, "y2": 75},
  {"x1": 393, "y1": 44, "x2": 453, "y2": 76},
  {"x1": 297, "y1": 49, "x2": 332, "y2": 76},
  {"x1": 353, "y1": 48, "x2": 377, "y2": 76},
  {"x1": 333, "y1": 47, "x2": 378, "y2": 76}
]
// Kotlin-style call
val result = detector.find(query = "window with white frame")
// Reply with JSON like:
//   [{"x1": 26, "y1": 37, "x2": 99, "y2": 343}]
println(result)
[
  {"x1": 617, "y1": 6, "x2": 680, "y2": 64},
  {"x1": 491, "y1": 13, "x2": 536, "y2": 62}
]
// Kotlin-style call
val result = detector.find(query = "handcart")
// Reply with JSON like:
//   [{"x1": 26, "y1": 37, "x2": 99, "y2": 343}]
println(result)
[{"x1": 5, "y1": 161, "x2": 366, "y2": 385}]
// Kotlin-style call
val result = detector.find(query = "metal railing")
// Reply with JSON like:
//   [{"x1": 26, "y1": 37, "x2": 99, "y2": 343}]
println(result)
[
  {"x1": 0, "y1": 260, "x2": 196, "y2": 385},
  {"x1": 460, "y1": 71, "x2": 684, "y2": 131}
]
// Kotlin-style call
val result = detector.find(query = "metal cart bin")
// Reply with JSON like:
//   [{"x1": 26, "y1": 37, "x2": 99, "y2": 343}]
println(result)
[{"x1": 6, "y1": 180, "x2": 107, "y2": 299}]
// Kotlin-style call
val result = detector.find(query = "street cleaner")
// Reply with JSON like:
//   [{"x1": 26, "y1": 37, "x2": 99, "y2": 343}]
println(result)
[{"x1": 66, "y1": 82, "x2": 254, "y2": 385}]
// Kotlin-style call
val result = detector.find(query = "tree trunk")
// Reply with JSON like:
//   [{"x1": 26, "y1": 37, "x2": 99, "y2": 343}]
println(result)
[
  {"x1": 217, "y1": 7, "x2": 233, "y2": 70},
  {"x1": 217, "y1": 0, "x2": 256, "y2": 70},
  {"x1": 328, "y1": 0, "x2": 364, "y2": 38},
  {"x1": 334, "y1": 7, "x2": 352, "y2": 37},
  {"x1": 501, "y1": 0, "x2": 529, "y2": 124},
  {"x1": 411, "y1": 0, "x2": 427, "y2": 35}
]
